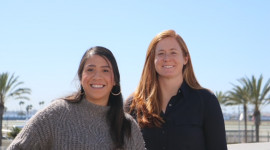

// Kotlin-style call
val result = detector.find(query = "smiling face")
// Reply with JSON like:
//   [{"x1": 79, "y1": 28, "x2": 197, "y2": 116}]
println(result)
[
  {"x1": 154, "y1": 37, "x2": 188, "y2": 80},
  {"x1": 81, "y1": 54, "x2": 115, "y2": 106}
]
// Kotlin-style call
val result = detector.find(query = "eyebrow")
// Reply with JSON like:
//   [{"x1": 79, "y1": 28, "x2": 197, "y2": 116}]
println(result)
[
  {"x1": 157, "y1": 48, "x2": 177, "y2": 51},
  {"x1": 85, "y1": 64, "x2": 111, "y2": 68}
]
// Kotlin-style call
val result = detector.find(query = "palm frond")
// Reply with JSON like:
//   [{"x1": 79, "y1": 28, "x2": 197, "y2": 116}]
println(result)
[{"x1": 0, "y1": 72, "x2": 31, "y2": 105}]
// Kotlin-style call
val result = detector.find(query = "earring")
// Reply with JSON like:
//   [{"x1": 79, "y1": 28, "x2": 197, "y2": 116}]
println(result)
[
  {"x1": 111, "y1": 90, "x2": 121, "y2": 96},
  {"x1": 111, "y1": 85, "x2": 121, "y2": 96}
]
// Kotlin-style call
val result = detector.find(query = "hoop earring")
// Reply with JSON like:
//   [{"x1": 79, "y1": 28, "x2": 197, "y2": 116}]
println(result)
[
  {"x1": 111, "y1": 85, "x2": 121, "y2": 96},
  {"x1": 111, "y1": 90, "x2": 121, "y2": 96}
]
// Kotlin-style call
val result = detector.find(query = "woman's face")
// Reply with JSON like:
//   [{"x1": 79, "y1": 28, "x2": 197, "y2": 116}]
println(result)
[
  {"x1": 81, "y1": 54, "x2": 115, "y2": 106},
  {"x1": 154, "y1": 37, "x2": 188, "y2": 80}
]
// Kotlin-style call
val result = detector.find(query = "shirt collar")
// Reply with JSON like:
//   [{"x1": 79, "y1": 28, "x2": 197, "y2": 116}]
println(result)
[{"x1": 178, "y1": 80, "x2": 190, "y2": 98}]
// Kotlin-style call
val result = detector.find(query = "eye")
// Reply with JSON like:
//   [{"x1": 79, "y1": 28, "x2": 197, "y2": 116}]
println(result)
[
  {"x1": 103, "y1": 69, "x2": 110, "y2": 72},
  {"x1": 87, "y1": 68, "x2": 94, "y2": 72},
  {"x1": 171, "y1": 50, "x2": 179, "y2": 55},
  {"x1": 158, "y1": 52, "x2": 165, "y2": 56}
]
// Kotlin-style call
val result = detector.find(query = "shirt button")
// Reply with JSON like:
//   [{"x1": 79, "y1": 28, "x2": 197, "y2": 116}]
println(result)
[
  {"x1": 168, "y1": 103, "x2": 172, "y2": 107},
  {"x1": 162, "y1": 130, "x2": 165, "y2": 134}
]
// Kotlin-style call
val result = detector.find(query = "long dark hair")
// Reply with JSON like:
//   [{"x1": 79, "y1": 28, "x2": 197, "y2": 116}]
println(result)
[{"x1": 65, "y1": 46, "x2": 131, "y2": 149}]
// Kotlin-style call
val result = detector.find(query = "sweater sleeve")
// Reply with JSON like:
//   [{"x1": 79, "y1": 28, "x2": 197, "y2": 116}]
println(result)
[
  {"x1": 7, "y1": 101, "x2": 60, "y2": 150},
  {"x1": 124, "y1": 113, "x2": 146, "y2": 150},
  {"x1": 203, "y1": 92, "x2": 228, "y2": 150}
]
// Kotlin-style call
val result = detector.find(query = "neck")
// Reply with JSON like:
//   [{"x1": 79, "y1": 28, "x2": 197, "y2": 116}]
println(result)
[
  {"x1": 85, "y1": 96, "x2": 109, "y2": 106},
  {"x1": 158, "y1": 76, "x2": 183, "y2": 112}
]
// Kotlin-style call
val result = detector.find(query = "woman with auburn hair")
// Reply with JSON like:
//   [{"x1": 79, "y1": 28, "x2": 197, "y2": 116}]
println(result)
[
  {"x1": 125, "y1": 30, "x2": 227, "y2": 150},
  {"x1": 8, "y1": 46, "x2": 145, "y2": 150}
]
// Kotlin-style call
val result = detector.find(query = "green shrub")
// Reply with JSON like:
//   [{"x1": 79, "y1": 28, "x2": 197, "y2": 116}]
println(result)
[{"x1": 7, "y1": 127, "x2": 22, "y2": 139}]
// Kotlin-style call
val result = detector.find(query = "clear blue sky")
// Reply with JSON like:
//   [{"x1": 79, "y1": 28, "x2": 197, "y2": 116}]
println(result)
[{"x1": 1, "y1": 1, "x2": 270, "y2": 113}]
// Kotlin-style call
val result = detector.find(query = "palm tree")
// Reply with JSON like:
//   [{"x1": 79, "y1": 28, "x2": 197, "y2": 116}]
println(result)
[
  {"x1": 18, "y1": 101, "x2": 26, "y2": 117},
  {"x1": 0, "y1": 72, "x2": 31, "y2": 146},
  {"x1": 19, "y1": 101, "x2": 25, "y2": 112},
  {"x1": 216, "y1": 91, "x2": 227, "y2": 104},
  {"x1": 39, "y1": 101, "x2": 45, "y2": 109},
  {"x1": 226, "y1": 83, "x2": 250, "y2": 143},
  {"x1": 215, "y1": 91, "x2": 228, "y2": 113},
  {"x1": 26, "y1": 104, "x2": 33, "y2": 119},
  {"x1": 240, "y1": 75, "x2": 270, "y2": 142}
]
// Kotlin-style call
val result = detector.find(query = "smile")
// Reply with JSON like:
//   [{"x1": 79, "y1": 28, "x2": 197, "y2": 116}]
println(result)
[
  {"x1": 90, "y1": 84, "x2": 105, "y2": 88},
  {"x1": 163, "y1": 65, "x2": 173, "y2": 68}
]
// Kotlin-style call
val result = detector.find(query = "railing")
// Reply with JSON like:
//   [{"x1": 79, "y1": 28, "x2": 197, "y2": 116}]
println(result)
[{"x1": 226, "y1": 130, "x2": 270, "y2": 144}]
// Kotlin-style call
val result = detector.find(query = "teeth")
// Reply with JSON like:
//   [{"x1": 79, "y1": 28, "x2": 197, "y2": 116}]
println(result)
[
  {"x1": 163, "y1": 66, "x2": 173, "y2": 68},
  {"x1": 91, "y1": 84, "x2": 104, "y2": 88}
]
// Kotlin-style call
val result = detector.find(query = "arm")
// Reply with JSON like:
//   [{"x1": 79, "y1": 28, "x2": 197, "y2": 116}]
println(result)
[
  {"x1": 124, "y1": 114, "x2": 146, "y2": 150},
  {"x1": 7, "y1": 108, "x2": 54, "y2": 150},
  {"x1": 203, "y1": 93, "x2": 228, "y2": 150}
]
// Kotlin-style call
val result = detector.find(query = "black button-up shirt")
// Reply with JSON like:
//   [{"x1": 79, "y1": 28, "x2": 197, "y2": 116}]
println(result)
[{"x1": 125, "y1": 81, "x2": 227, "y2": 150}]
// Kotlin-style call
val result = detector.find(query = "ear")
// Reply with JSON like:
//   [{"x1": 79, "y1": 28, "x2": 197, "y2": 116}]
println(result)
[{"x1": 184, "y1": 56, "x2": 188, "y2": 65}]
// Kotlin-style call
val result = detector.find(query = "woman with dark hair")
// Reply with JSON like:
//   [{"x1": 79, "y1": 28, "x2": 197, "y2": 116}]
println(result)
[
  {"x1": 8, "y1": 46, "x2": 145, "y2": 150},
  {"x1": 125, "y1": 30, "x2": 227, "y2": 150}
]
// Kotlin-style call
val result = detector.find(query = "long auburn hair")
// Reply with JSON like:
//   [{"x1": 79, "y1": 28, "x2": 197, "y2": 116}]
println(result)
[
  {"x1": 130, "y1": 30, "x2": 202, "y2": 128},
  {"x1": 65, "y1": 46, "x2": 131, "y2": 149}
]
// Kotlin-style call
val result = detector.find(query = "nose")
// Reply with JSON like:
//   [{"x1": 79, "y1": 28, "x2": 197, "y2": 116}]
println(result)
[
  {"x1": 93, "y1": 71, "x2": 102, "y2": 80},
  {"x1": 163, "y1": 53, "x2": 170, "y2": 62}
]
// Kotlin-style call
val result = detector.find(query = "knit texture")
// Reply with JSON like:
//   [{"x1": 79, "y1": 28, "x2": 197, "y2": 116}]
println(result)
[{"x1": 7, "y1": 98, "x2": 145, "y2": 150}]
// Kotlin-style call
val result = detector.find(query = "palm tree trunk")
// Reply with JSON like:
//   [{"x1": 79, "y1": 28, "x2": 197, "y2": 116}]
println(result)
[
  {"x1": 243, "y1": 105, "x2": 247, "y2": 143},
  {"x1": 254, "y1": 110, "x2": 261, "y2": 142},
  {"x1": 0, "y1": 104, "x2": 4, "y2": 146}
]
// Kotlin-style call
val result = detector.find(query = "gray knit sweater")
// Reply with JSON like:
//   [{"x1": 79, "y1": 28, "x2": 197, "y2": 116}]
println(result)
[{"x1": 7, "y1": 98, "x2": 145, "y2": 150}]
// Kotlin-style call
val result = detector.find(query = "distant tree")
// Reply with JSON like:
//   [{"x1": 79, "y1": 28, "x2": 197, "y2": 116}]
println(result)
[
  {"x1": 215, "y1": 91, "x2": 228, "y2": 113},
  {"x1": 26, "y1": 104, "x2": 33, "y2": 119},
  {"x1": 240, "y1": 75, "x2": 270, "y2": 142},
  {"x1": 216, "y1": 91, "x2": 227, "y2": 104},
  {"x1": 19, "y1": 101, "x2": 25, "y2": 112},
  {"x1": 0, "y1": 72, "x2": 31, "y2": 146},
  {"x1": 39, "y1": 101, "x2": 45, "y2": 109},
  {"x1": 226, "y1": 82, "x2": 250, "y2": 143}
]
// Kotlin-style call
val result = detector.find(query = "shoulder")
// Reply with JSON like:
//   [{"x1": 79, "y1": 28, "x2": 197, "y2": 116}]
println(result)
[
  {"x1": 124, "y1": 113, "x2": 141, "y2": 138},
  {"x1": 124, "y1": 112, "x2": 135, "y2": 121},
  {"x1": 40, "y1": 99, "x2": 70, "y2": 114},
  {"x1": 124, "y1": 113, "x2": 142, "y2": 138},
  {"x1": 187, "y1": 88, "x2": 219, "y2": 108},
  {"x1": 195, "y1": 88, "x2": 222, "y2": 112},
  {"x1": 18, "y1": 99, "x2": 74, "y2": 137},
  {"x1": 186, "y1": 86, "x2": 217, "y2": 101},
  {"x1": 124, "y1": 94, "x2": 134, "y2": 112},
  {"x1": 124, "y1": 112, "x2": 145, "y2": 149},
  {"x1": 196, "y1": 88, "x2": 216, "y2": 99},
  {"x1": 183, "y1": 82, "x2": 215, "y2": 101},
  {"x1": 124, "y1": 113, "x2": 139, "y2": 128},
  {"x1": 29, "y1": 99, "x2": 73, "y2": 122}
]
